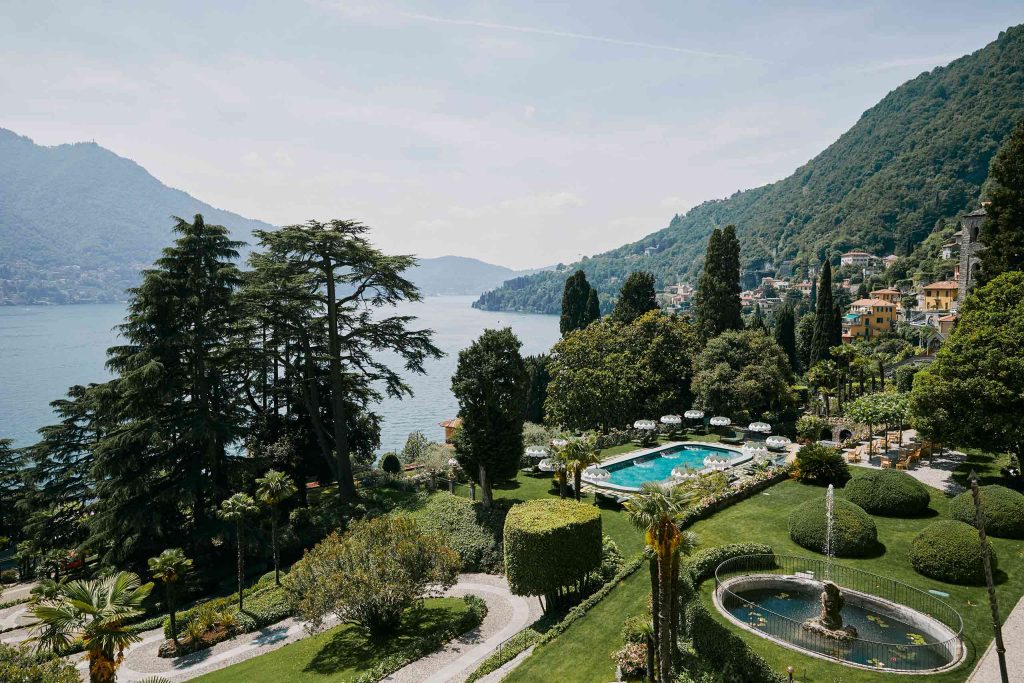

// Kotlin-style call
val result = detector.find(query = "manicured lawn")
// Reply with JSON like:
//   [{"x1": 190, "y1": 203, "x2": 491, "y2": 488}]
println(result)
[
  {"x1": 192, "y1": 597, "x2": 469, "y2": 683},
  {"x1": 504, "y1": 568, "x2": 650, "y2": 683},
  {"x1": 688, "y1": 478, "x2": 1024, "y2": 682}
]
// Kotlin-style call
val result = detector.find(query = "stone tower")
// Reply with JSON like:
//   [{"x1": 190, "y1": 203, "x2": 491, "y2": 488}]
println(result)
[{"x1": 956, "y1": 206, "x2": 987, "y2": 302}]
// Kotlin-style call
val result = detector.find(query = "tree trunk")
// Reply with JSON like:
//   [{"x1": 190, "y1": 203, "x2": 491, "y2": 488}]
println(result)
[
  {"x1": 88, "y1": 651, "x2": 117, "y2": 683},
  {"x1": 669, "y1": 549, "x2": 680, "y2": 666},
  {"x1": 323, "y1": 257, "x2": 358, "y2": 503},
  {"x1": 657, "y1": 549, "x2": 673, "y2": 683},
  {"x1": 237, "y1": 524, "x2": 245, "y2": 611},
  {"x1": 574, "y1": 469, "x2": 582, "y2": 502},
  {"x1": 649, "y1": 554, "x2": 659, "y2": 674},
  {"x1": 478, "y1": 464, "x2": 493, "y2": 509},
  {"x1": 558, "y1": 469, "x2": 566, "y2": 499},
  {"x1": 168, "y1": 584, "x2": 178, "y2": 645},
  {"x1": 271, "y1": 511, "x2": 280, "y2": 586}
]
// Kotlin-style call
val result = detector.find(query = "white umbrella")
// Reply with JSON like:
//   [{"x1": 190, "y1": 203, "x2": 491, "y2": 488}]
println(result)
[
  {"x1": 765, "y1": 435, "x2": 792, "y2": 451},
  {"x1": 582, "y1": 466, "x2": 611, "y2": 482},
  {"x1": 748, "y1": 421, "x2": 772, "y2": 434},
  {"x1": 551, "y1": 438, "x2": 569, "y2": 448},
  {"x1": 525, "y1": 445, "x2": 548, "y2": 459},
  {"x1": 684, "y1": 409, "x2": 705, "y2": 420},
  {"x1": 671, "y1": 467, "x2": 698, "y2": 480},
  {"x1": 538, "y1": 458, "x2": 558, "y2": 472},
  {"x1": 660, "y1": 414, "x2": 682, "y2": 425},
  {"x1": 633, "y1": 419, "x2": 657, "y2": 431},
  {"x1": 710, "y1": 416, "x2": 731, "y2": 427}
]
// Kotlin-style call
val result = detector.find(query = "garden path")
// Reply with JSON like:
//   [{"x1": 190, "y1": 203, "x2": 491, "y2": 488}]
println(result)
[
  {"x1": 967, "y1": 594, "x2": 1024, "y2": 683},
  {"x1": 71, "y1": 572, "x2": 536, "y2": 682}
]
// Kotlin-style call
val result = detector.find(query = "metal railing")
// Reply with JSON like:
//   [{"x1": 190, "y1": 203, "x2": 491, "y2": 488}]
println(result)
[{"x1": 714, "y1": 554, "x2": 963, "y2": 672}]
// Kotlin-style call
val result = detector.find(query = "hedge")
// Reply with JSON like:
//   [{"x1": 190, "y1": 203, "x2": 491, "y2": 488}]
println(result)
[
  {"x1": 910, "y1": 520, "x2": 996, "y2": 585},
  {"x1": 688, "y1": 543, "x2": 774, "y2": 584},
  {"x1": 949, "y1": 485, "x2": 1024, "y2": 539},
  {"x1": 409, "y1": 494, "x2": 500, "y2": 571},
  {"x1": 504, "y1": 499, "x2": 602, "y2": 597},
  {"x1": 685, "y1": 599, "x2": 786, "y2": 683},
  {"x1": 788, "y1": 497, "x2": 878, "y2": 557},
  {"x1": 843, "y1": 469, "x2": 931, "y2": 517}
]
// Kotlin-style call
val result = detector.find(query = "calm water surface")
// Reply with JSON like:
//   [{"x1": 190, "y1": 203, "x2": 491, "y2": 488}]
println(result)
[{"x1": 0, "y1": 296, "x2": 558, "y2": 452}]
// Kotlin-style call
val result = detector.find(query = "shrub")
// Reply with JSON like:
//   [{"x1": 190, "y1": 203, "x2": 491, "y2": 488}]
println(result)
[
  {"x1": 688, "y1": 543, "x2": 774, "y2": 584},
  {"x1": 685, "y1": 599, "x2": 785, "y2": 683},
  {"x1": 503, "y1": 499, "x2": 602, "y2": 598},
  {"x1": 597, "y1": 535, "x2": 626, "y2": 583},
  {"x1": 949, "y1": 485, "x2": 1024, "y2": 539},
  {"x1": 796, "y1": 415, "x2": 831, "y2": 442},
  {"x1": 0, "y1": 643, "x2": 79, "y2": 683},
  {"x1": 380, "y1": 452, "x2": 402, "y2": 475},
  {"x1": 910, "y1": 520, "x2": 996, "y2": 585},
  {"x1": 794, "y1": 443, "x2": 850, "y2": 485},
  {"x1": 286, "y1": 515, "x2": 459, "y2": 638},
  {"x1": 409, "y1": 494, "x2": 500, "y2": 571},
  {"x1": 843, "y1": 470, "x2": 931, "y2": 516},
  {"x1": 788, "y1": 497, "x2": 877, "y2": 557},
  {"x1": 0, "y1": 569, "x2": 17, "y2": 584},
  {"x1": 621, "y1": 614, "x2": 652, "y2": 644},
  {"x1": 613, "y1": 642, "x2": 648, "y2": 680}
]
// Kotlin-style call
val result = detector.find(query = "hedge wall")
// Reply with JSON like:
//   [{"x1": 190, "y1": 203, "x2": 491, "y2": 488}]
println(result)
[
  {"x1": 685, "y1": 599, "x2": 786, "y2": 683},
  {"x1": 843, "y1": 469, "x2": 931, "y2": 517},
  {"x1": 688, "y1": 543, "x2": 774, "y2": 584},
  {"x1": 504, "y1": 499, "x2": 602, "y2": 597},
  {"x1": 949, "y1": 485, "x2": 1024, "y2": 539},
  {"x1": 788, "y1": 497, "x2": 878, "y2": 557},
  {"x1": 910, "y1": 520, "x2": 996, "y2": 585}
]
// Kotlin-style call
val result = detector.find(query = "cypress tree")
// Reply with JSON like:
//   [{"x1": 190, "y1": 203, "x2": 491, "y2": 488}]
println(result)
[
  {"x1": 524, "y1": 354, "x2": 551, "y2": 424},
  {"x1": 831, "y1": 301, "x2": 844, "y2": 348},
  {"x1": 979, "y1": 119, "x2": 1024, "y2": 284},
  {"x1": 694, "y1": 226, "x2": 743, "y2": 339},
  {"x1": 810, "y1": 259, "x2": 835, "y2": 365},
  {"x1": 721, "y1": 226, "x2": 744, "y2": 330},
  {"x1": 612, "y1": 271, "x2": 659, "y2": 324},
  {"x1": 560, "y1": 270, "x2": 592, "y2": 335},
  {"x1": 749, "y1": 303, "x2": 766, "y2": 332},
  {"x1": 584, "y1": 287, "x2": 601, "y2": 326},
  {"x1": 809, "y1": 271, "x2": 817, "y2": 313},
  {"x1": 774, "y1": 304, "x2": 798, "y2": 372}
]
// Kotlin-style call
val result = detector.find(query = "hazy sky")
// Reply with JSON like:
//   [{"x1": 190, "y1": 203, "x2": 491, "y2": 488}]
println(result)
[{"x1": 2, "y1": 2, "x2": 1021, "y2": 269}]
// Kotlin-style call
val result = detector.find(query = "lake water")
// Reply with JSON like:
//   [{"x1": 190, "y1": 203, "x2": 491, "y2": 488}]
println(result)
[{"x1": 0, "y1": 296, "x2": 559, "y2": 452}]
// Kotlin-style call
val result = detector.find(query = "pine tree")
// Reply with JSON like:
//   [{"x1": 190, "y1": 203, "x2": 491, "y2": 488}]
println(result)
[
  {"x1": 612, "y1": 271, "x2": 659, "y2": 324},
  {"x1": 774, "y1": 304, "x2": 798, "y2": 372},
  {"x1": 979, "y1": 119, "x2": 1024, "y2": 284},
  {"x1": 90, "y1": 215, "x2": 245, "y2": 566},
  {"x1": 810, "y1": 259, "x2": 836, "y2": 365},
  {"x1": 0, "y1": 438, "x2": 24, "y2": 539},
  {"x1": 559, "y1": 270, "x2": 592, "y2": 335},
  {"x1": 693, "y1": 226, "x2": 743, "y2": 339}
]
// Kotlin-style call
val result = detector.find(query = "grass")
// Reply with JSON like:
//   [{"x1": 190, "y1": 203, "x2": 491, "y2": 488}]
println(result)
[
  {"x1": 191, "y1": 597, "x2": 469, "y2": 683},
  {"x1": 688, "y1": 478, "x2": 1024, "y2": 682}
]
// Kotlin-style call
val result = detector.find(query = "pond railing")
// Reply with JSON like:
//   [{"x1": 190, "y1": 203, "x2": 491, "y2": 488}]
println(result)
[{"x1": 714, "y1": 553, "x2": 963, "y2": 672}]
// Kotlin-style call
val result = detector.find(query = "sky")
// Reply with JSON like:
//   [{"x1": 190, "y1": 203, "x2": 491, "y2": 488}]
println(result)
[{"x1": 1, "y1": 2, "x2": 1022, "y2": 269}]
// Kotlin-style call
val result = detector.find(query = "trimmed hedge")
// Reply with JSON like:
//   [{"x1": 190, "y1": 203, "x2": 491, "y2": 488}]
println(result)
[
  {"x1": 688, "y1": 543, "x2": 774, "y2": 584},
  {"x1": 685, "y1": 599, "x2": 786, "y2": 683},
  {"x1": 409, "y1": 494, "x2": 500, "y2": 571},
  {"x1": 504, "y1": 499, "x2": 602, "y2": 597},
  {"x1": 788, "y1": 497, "x2": 878, "y2": 557},
  {"x1": 910, "y1": 520, "x2": 996, "y2": 585},
  {"x1": 949, "y1": 485, "x2": 1024, "y2": 539},
  {"x1": 843, "y1": 470, "x2": 931, "y2": 517}
]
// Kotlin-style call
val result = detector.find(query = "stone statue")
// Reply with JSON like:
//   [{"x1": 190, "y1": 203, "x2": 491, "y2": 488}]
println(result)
[{"x1": 802, "y1": 581, "x2": 858, "y2": 640}]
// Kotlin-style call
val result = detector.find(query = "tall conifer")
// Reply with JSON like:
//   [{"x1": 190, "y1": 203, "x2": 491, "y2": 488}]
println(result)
[
  {"x1": 694, "y1": 225, "x2": 742, "y2": 339},
  {"x1": 810, "y1": 259, "x2": 835, "y2": 365},
  {"x1": 774, "y1": 304, "x2": 798, "y2": 372},
  {"x1": 612, "y1": 271, "x2": 659, "y2": 324},
  {"x1": 560, "y1": 270, "x2": 593, "y2": 335}
]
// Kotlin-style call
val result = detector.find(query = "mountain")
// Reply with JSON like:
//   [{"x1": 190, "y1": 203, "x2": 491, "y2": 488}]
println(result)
[
  {"x1": 475, "y1": 24, "x2": 1024, "y2": 314},
  {"x1": 409, "y1": 255, "x2": 519, "y2": 295},
  {"x1": 0, "y1": 128, "x2": 276, "y2": 304}
]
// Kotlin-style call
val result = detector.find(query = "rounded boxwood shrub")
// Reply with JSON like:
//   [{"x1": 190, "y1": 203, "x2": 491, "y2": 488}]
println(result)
[
  {"x1": 409, "y1": 494, "x2": 499, "y2": 571},
  {"x1": 843, "y1": 470, "x2": 931, "y2": 517},
  {"x1": 910, "y1": 520, "x2": 996, "y2": 585},
  {"x1": 380, "y1": 452, "x2": 402, "y2": 475},
  {"x1": 949, "y1": 485, "x2": 1024, "y2": 539},
  {"x1": 788, "y1": 497, "x2": 877, "y2": 557},
  {"x1": 504, "y1": 499, "x2": 602, "y2": 597}
]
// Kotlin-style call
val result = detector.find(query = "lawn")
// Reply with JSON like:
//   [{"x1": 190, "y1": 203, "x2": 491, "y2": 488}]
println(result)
[
  {"x1": 192, "y1": 597, "x2": 469, "y2": 683},
  {"x1": 688, "y1": 478, "x2": 1024, "y2": 683}
]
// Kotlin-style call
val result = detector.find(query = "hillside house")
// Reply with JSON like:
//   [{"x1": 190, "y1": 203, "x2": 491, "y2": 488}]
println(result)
[
  {"x1": 842, "y1": 298, "x2": 897, "y2": 342},
  {"x1": 921, "y1": 280, "x2": 959, "y2": 311},
  {"x1": 840, "y1": 250, "x2": 875, "y2": 267}
]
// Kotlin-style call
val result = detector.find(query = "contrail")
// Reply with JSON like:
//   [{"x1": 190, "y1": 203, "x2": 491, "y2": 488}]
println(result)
[{"x1": 399, "y1": 11, "x2": 766, "y2": 63}]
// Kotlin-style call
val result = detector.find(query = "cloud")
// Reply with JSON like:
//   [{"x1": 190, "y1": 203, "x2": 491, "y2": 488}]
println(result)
[
  {"x1": 849, "y1": 54, "x2": 958, "y2": 74},
  {"x1": 659, "y1": 196, "x2": 692, "y2": 213},
  {"x1": 524, "y1": 105, "x2": 536, "y2": 119},
  {"x1": 447, "y1": 191, "x2": 585, "y2": 220}
]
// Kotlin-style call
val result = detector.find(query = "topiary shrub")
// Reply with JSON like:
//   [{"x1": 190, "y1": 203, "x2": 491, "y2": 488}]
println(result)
[
  {"x1": 910, "y1": 520, "x2": 996, "y2": 585},
  {"x1": 788, "y1": 496, "x2": 877, "y2": 557},
  {"x1": 504, "y1": 499, "x2": 602, "y2": 598},
  {"x1": 843, "y1": 470, "x2": 931, "y2": 517},
  {"x1": 380, "y1": 452, "x2": 402, "y2": 475},
  {"x1": 794, "y1": 443, "x2": 850, "y2": 486},
  {"x1": 409, "y1": 494, "x2": 500, "y2": 571},
  {"x1": 949, "y1": 485, "x2": 1024, "y2": 539}
]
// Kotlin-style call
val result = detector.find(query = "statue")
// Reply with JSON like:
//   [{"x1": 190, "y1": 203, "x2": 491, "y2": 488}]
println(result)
[{"x1": 802, "y1": 581, "x2": 858, "y2": 640}]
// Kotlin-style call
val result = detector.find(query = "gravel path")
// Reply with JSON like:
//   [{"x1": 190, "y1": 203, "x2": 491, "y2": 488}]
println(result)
[
  {"x1": 967, "y1": 594, "x2": 1024, "y2": 683},
  {"x1": 74, "y1": 573, "x2": 537, "y2": 682}
]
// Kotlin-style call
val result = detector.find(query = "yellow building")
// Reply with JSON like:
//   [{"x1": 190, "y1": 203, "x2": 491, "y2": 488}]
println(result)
[
  {"x1": 921, "y1": 280, "x2": 959, "y2": 311},
  {"x1": 842, "y1": 298, "x2": 897, "y2": 342},
  {"x1": 869, "y1": 287, "x2": 902, "y2": 305}
]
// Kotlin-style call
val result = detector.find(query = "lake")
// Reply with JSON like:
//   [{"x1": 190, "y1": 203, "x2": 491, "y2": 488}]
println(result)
[{"x1": 0, "y1": 296, "x2": 559, "y2": 452}]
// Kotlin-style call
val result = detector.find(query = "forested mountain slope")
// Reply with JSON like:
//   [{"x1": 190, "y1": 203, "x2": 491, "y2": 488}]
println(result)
[{"x1": 475, "y1": 24, "x2": 1024, "y2": 314}]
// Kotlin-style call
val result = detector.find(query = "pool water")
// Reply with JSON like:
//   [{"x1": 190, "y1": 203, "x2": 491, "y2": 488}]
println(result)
[
  {"x1": 723, "y1": 586, "x2": 951, "y2": 671},
  {"x1": 604, "y1": 445, "x2": 741, "y2": 489}
]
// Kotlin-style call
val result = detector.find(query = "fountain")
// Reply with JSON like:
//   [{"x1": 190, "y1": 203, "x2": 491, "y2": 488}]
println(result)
[{"x1": 801, "y1": 485, "x2": 858, "y2": 640}]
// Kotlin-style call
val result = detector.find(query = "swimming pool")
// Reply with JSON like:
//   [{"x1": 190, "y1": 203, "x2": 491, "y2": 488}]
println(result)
[{"x1": 600, "y1": 443, "x2": 749, "y2": 490}]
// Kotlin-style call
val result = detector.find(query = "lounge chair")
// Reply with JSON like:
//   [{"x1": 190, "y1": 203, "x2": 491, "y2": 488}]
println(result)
[{"x1": 880, "y1": 457, "x2": 892, "y2": 469}]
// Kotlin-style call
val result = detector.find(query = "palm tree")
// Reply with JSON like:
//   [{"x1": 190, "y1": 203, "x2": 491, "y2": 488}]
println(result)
[
  {"x1": 31, "y1": 571, "x2": 153, "y2": 683},
  {"x1": 255, "y1": 469, "x2": 298, "y2": 586},
  {"x1": 218, "y1": 493, "x2": 258, "y2": 610},
  {"x1": 562, "y1": 437, "x2": 603, "y2": 502},
  {"x1": 147, "y1": 548, "x2": 192, "y2": 646},
  {"x1": 624, "y1": 483, "x2": 697, "y2": 683},
  {"x1": 551, "y1": 443, "x2": 569, "y2": 499}
]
